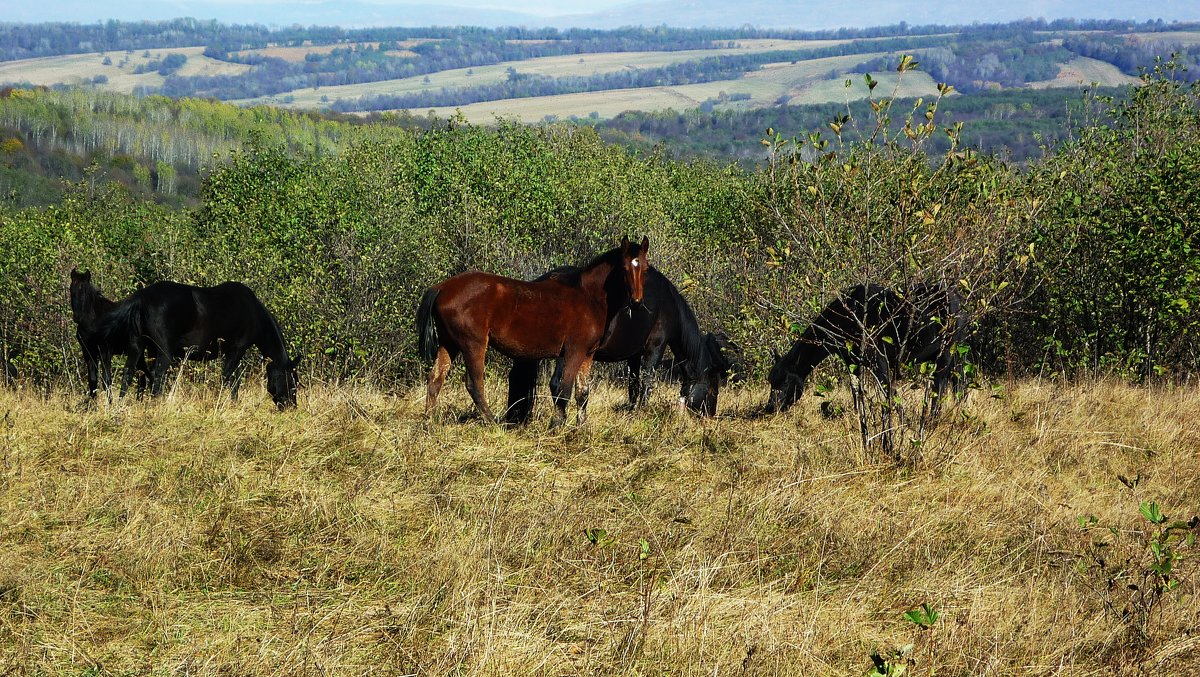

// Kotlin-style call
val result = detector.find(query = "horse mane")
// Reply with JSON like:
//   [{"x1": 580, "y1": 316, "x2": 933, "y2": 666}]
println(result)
[
  {"x1": 546, "y1": 246, "x2": 623, "y2": 287},
  {"x1": 258, "y1": 302, "x2": 291, "y2": 366},
  {"x1": 658, "y1": 271, "x2": 710, "y2": 371}
]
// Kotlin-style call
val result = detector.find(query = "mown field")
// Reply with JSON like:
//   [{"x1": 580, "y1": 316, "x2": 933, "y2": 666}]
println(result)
[
  {"x1": 0, "y1": 46, "x2": 250, "y2": 94},
  {"x1": 0, "y1": 376, "x2": 1197, "y2": 674},
  {"x1": 232, "y1": 42, "x2": 883, "y2": 111},
  {"x1": 414, "y1": 52, "x2": 926, "y2": 123}
]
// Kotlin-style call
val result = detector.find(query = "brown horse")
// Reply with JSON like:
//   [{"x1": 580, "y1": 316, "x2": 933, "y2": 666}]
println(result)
[{"x1": 417, "y1": 237, "x2": 649, "y2": 425}]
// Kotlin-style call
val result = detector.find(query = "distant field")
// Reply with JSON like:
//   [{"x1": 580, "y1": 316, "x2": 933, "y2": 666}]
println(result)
[
  {"x1": 0, "y1": 46, "x2": 250, "y2": 94},
  {"x1": 786, "y1": 71, "x2": 941, "y2": 105},
  {"x1": 1029, "y1": 56, "x2": 1141, "y2": 89},
  {"x1": 407, "y1": 52, "x2": 910, "y2": 123},
  {"x1": 234, "y1": 40, "x2": 436, "y2": 62},
  {"x1": 1124, "y1": 31, "x2": 1200, "y2": 46},
  {"x1": 233, "y1": 44, "x2": 893, "y2": 110}
]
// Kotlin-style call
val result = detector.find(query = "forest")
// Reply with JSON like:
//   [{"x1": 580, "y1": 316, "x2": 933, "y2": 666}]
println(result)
[{"x1": 1, "y1": 60, "x2": 1197, "y2": 388}]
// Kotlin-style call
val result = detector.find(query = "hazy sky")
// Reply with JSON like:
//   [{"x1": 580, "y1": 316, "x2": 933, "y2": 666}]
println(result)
[
  {"x1": 8, "y1": 0, "x2": 1197, "y2": 27},
  {"x1": 7, "y1": 0, "x2": 637, "y2": 24}
]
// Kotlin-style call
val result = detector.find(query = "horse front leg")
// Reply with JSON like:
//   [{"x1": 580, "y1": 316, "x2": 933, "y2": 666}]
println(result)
[
  {"x1": 638, "y1": 341, "x2": 667, "y2": 407},
  {"x1": 625, "y1": 355, "x2": 643, "y2": 408},
  {"x1": 549, "y1": 358, "x2": 568, "y2": 427},
  {"x1": 81, "y1": 342, "x2": 100, "y2": 400},
  {"x1": 550, "y1": 348, "x2": 590, "y2": 427},
  {"x1": 147, "y1": 345, "x2": 170, "y2": 398},
  {"x1": 222, "y1": 349, "x2": 248, "y2": 401},
  {"x1": 505, "y1": 358, "x2": 539, "y2": 425}
]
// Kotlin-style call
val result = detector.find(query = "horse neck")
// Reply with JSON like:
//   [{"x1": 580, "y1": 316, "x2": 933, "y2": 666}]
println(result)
[
  {"x1": 579, "y1": 258, "x2": 619, "y2": 302},
  {"x1": 784, "y1": 327, "x2": 831, "y2": 381},
  {"x1": 255, "y1": 306, "x2": 291, "y2": 366},
  {"x1": 665, "y1": 285, "x2": 708, "y2": 369},
  {"x1": 73, "y1": 286, "x2": 114, "y2": 327}
]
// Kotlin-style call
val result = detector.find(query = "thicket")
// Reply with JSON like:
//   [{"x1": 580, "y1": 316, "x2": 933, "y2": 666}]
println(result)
[{"x1": 0, "y1": 63, "x2": 1197, "y2": 399}]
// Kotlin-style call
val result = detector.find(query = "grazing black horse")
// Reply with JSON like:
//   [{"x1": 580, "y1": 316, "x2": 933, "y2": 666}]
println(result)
[
  {"x1": 99, "y1": 280, "x2": 300, "y2": 408},
  {"x1": 767, "y1": 283, "x2": 967, "y2": 414},
  {"x1": 505, "y1": 265, "x2": 736, "y2": 422},
  {"x1": 69, "y1": 268, "x2": 152, "y2": 399}
]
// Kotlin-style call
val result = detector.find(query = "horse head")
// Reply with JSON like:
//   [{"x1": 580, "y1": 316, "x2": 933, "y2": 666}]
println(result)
[
  {"x1": 679, "y1": 332, "x2": 738, "y2": 417},
  {"x1": 766, "y1": 348, "x2": 804, "y2": 414},
  {"x1": 619, "y1": 236, "x2": 649, "y2": 307},
  {"x1": 266, "y1": 355, "x2": 301, "y2": 409},
  {"x1": 69, "y1": 267, "x2": 101, "y2": 325}
]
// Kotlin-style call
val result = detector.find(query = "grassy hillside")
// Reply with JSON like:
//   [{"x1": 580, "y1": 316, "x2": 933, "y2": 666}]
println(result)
[
  {"x1": 1029, "y1": 56, "x2": 1141, "y2": 89},
  {"x1": 0, "y1": 379, "x2": 1196, "y2": 673}
]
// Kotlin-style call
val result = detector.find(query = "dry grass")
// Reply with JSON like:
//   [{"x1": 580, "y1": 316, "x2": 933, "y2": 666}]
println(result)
[
  {"x1": 0, "y1": 375, "x2": 1198, "y2": 674},
  {"x1": 1028, "y1": 57, "x2": 1141, "y2": 90}
]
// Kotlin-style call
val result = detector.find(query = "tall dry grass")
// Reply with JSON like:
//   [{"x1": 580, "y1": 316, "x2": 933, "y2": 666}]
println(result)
[{"x1": 0, "y1": 374, "x2": 1197, "y2": 675}]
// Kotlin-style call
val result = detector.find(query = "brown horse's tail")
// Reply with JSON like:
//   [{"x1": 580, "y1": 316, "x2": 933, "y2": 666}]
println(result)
[{"x1": 416, "y1": 287, "x2": 441, "y2": 363}]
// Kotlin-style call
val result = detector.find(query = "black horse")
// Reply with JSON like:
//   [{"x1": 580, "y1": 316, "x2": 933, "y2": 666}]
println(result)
[
  {"x1": 505, "y1": 265, "x2": 736, "y2": 422},
  {"x1": 767, "y1": 283, "x2": 967, "y2": 414},
  {"x1": 70, "y1": 268, "x2": 152, "y2": 399},
  {"x1": 99, "y1": 280, "x2": 300, "y2": 408}
]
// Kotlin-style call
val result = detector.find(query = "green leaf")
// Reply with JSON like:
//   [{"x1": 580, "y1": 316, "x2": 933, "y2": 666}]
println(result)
[{"x1": 1140, "y1": 502, "x2": 1166, "y2": 525}]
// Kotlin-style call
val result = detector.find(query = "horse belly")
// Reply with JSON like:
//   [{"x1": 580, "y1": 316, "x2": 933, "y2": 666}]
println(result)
[
  {"x1": 595, "y1": 315, "x2": 654, "y2": 362},
  {"x1": 489, "y1": 307, "x2": 595, "y2": 360}
]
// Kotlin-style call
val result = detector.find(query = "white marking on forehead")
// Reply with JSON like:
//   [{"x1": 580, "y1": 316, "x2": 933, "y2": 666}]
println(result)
[{"x1": 631, "y1": 260, "x2": 640, "y2": 267}]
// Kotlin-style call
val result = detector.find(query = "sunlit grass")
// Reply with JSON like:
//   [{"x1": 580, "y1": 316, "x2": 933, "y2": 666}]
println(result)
[{"x1": 0, "y1": 377, "x2": 1196, "y2": 673}]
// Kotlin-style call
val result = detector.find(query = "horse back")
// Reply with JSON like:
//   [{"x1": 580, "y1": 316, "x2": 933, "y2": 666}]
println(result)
[{"x1": 136, "y1": 280, "x2": 269, "y2": 356}]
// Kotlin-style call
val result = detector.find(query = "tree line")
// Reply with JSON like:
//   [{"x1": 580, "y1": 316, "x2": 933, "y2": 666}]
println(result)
[{"x1": 0, "y1": 62, "x2": 1197, "y2": 390}]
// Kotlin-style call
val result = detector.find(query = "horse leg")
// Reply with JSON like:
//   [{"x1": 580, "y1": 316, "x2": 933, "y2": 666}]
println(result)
[
  {"x1": 625, "y1": 355, "x2": 642, "y2": 407},
  {"x1": 148, "y1": 344, "x2": 170, "y2": 398},
  {"x1": 425, "y1": 346, "x2": 456, "y2": 416},
  {"x1": 574, "y1": 357, "x2": 595, "y2": 424},
  {"x1": 549, "y1": 358, "x2": 569, "y2": 427},
  {"x1": 82, "y1": 344, "x2": 100, "y2": 399},
  {"x1": 928, "y1": 349, "x2": 953, "y2": 418},
  {"x1": 550, "y1": 349, "x2": 590, "y2": 427},
  {"x1": 505, "y1": 359, "x2": 539, "y2": 425},
  {"x1": 639, "y1": 341, "x2": 668, "y2": 406},
  {"x1": 222, "y1": 349, "x2": 248, "y2": 401},
  {"x1": 135, "y1": 353, "x2": 152, "y2": 397},
  {"x1": 461, "y1": 344, "x2": 495, "y2": 422}
]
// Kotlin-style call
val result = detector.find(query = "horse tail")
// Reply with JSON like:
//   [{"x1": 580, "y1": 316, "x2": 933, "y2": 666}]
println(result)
[{"x1": 416, "y1": 287, "x2": 441, "y2": 363}]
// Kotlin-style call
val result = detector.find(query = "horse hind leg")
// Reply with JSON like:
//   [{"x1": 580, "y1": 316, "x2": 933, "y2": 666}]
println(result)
[
  {"x1": 425, "y1": 346, "x2": 456, "y2": 416},
  {"x1": 461, "y1": 345, "x2": 495, "y2": 423}
]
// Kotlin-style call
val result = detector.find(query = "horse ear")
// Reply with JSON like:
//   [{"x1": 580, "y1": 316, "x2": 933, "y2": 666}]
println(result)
[
  {"x1": 620, "y1": 235, "x2": 630, "y2": 253},
  {"x1": 640, "y1": 236, "x2": 649, "y2": 254},
  {"x1": 772, "y1": 349, "x2": 781, "y2": 361},
  {"x1": 71, "y1": 268, "x2": 89, "y2": 281}
]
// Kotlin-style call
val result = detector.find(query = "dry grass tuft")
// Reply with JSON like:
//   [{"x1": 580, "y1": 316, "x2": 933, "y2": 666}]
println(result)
[{"x1": 0, "y1": 377, "x2": 1197, "y2": 674}]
